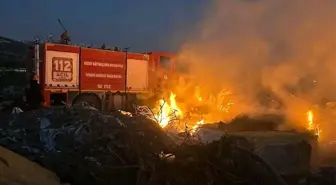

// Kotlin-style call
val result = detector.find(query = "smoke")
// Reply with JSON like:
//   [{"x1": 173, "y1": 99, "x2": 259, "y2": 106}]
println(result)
[{"x1": 176, "y1": 0, "x2": 336, "y2": 138}]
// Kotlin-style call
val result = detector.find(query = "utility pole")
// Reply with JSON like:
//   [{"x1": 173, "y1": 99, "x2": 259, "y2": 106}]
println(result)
[{"x1": 123, "y1": 47, "x2": 130, "y2": 110}]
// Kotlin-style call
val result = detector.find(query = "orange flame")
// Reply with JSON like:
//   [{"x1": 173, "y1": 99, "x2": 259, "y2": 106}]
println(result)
[
  {"x1": 154, "y1": 87, "x2": 234, "y2": 132},
  {"x1": 307, "y1": 110, "x2": 320, "y2": 137},
  {"x1": 190, "y1": 119, "x2": 204, "y2": 134},
  {"x1": 307, "y1": 110, "x2": 314, "y2": 130},
  {"x1": 154, "y1": 92, "x2": 183, "y2": 128}
]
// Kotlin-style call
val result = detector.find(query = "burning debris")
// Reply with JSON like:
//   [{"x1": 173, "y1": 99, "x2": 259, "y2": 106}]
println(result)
[
  {"x1": 141, "y1": 87, "x2": 323, "y2": 142},
  {"x1": 133, "y1": 95, "x2": 323, "y2": 178},
  {"x1": 147, "y1": 89, "x2": 237, "y2": 133}
]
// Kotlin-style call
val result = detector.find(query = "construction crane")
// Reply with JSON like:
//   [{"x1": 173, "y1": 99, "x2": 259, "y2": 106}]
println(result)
[{"x1": 58, "y1": 18, "x2": 71, "y2": 44}]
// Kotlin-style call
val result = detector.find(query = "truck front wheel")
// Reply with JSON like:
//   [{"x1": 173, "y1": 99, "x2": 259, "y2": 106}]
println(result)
[{"x1": 72, "y1": 93, "x2": 102, "y2": 110}]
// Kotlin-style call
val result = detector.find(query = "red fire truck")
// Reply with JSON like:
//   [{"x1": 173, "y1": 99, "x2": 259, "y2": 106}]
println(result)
[{"x1": 26, "y1": 43, "x2": 180, "y2": 111}]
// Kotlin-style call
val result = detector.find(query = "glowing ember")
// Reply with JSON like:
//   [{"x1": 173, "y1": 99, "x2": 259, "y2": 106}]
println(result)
[
  {"x1": 219, "y1": 101, "x2": 234, "y2": 113},
  {"x1": 190, "y1": 119, "x2": 204, "y2": 134},
  {"x1": 119, "y1": 110, "x2": 132, "y2": 117}
]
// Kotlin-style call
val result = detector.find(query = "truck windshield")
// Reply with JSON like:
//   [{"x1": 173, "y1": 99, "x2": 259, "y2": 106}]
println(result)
[{"x1": 159, "y1": 56, "x2": 171, "y2": 70}]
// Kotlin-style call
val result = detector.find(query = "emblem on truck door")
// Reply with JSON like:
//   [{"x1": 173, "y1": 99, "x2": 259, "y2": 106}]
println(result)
[{"x1": 51, "y1": 57, "x2": 73, "y2": 82}]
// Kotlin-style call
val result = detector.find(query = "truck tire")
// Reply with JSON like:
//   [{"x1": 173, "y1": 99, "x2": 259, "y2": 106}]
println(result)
[{"x1": 72, "y1": 93, "x2": 102, "y2": 110}]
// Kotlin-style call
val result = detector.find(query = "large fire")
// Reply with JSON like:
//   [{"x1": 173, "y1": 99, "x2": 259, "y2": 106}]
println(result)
[{"x1": 151, "y1": 87, "x2": 322, "y2": 137}]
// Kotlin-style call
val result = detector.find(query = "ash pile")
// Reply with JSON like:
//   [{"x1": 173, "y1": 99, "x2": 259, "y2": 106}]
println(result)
[{"x1": 0, "y1": 106, "x2": 289, "y2": 185}]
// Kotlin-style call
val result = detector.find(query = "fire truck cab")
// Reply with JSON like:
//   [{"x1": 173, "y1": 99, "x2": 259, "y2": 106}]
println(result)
[
  {"x1": 148, "y1": 51, "x2": 191, "y2": 89},
  {"x1": 26, "y1": 43, "x2": 177, "y2": 111}
]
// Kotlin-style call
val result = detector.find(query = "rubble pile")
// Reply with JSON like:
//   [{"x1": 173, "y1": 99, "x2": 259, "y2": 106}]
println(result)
[
  {"x1": 0, "y1": 106, "x2": 287, "y2": 185},
  {"x1": 0, "y1": 106, "x2": 174, "y2": 185},
  {"x1": 149, "y1": 137, "x2": 287, "y2": 185}
]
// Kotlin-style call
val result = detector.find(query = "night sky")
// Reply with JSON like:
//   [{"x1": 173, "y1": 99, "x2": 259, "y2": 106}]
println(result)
[{"x1": 0, "y1": 0, "x2": 208, "y2": 52}]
